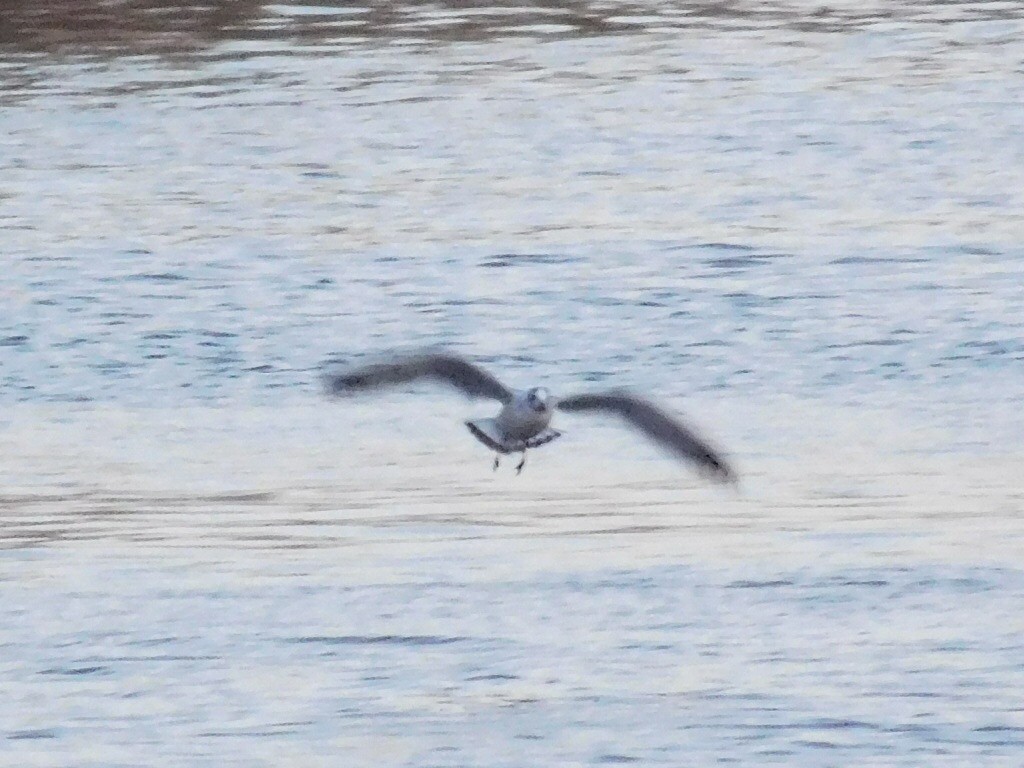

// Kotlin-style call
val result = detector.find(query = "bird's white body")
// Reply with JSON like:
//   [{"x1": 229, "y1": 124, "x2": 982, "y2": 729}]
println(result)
[
  {"x1": 496, "y1": 388, "x2": 553, "y2": 440},
  {"x1": 467, "y1": 388, "x2": 561, "y2": 455}
]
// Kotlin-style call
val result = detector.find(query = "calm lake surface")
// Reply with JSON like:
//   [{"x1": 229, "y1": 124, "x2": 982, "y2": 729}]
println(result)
[{"x1": 2, "y1": 2, "x2": 1023, "y2": 765}]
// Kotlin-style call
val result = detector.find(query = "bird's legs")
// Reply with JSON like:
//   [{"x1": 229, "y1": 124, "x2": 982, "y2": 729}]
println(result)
[
  {"x1": 515, "y1": 450, "x2": 527, "y2": 475},
  {"x1": 493, "y1": 454, "x2": 500, "y2": 471}
]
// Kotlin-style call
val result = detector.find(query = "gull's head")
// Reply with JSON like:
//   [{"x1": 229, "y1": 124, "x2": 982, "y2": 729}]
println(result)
[{"x1": 526, "y1": 387, "x2": 551, "y2": 413}]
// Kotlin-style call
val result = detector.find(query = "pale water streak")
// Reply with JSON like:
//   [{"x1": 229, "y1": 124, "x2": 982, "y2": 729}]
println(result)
[
  {"x1": 2, "y1": 1, "x2": 1024, "y2": 765},
  {"x1": 2, "y1": 403, "x2": 1023, "y2": 765}
]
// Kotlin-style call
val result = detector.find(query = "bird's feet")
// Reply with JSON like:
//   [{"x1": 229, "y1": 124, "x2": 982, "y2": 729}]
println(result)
[
  {"x1": 515, "y1": 453, "x2": 526, "y2": 475},
  {"x1": 493, "y1": 455, "x2": 500, "y2": 471}
]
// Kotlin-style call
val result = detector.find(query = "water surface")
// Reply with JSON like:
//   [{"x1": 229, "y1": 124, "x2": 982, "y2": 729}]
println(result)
[{"x1": 2, "y1": 2, "x2": 1023, "y2": 765}]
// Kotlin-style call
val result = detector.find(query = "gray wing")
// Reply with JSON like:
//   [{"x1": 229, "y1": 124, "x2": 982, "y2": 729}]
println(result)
[
  {"x1": 557, "y1": 390, "x2": 736, "y2": 483},
  {"x1": 323, "y1": 352, "x2": 513, "y2": 403}
]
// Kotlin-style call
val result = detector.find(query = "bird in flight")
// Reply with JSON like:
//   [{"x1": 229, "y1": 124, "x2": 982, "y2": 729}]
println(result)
[{"x1": 323, "y1": 351, "x2": 735, "y2": 483}]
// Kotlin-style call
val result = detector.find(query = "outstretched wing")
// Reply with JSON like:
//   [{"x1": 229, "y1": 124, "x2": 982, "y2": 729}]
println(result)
[
  {"x1": 323, "y1": 352, "x2": 513, "y2": 403},
  {"x1": 556, "y1": 390, "x2": 736, "y2": 483}
]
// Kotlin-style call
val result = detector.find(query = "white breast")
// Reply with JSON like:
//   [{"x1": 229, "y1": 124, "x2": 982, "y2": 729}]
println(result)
[{"x1": 495, "y1": 391, "x2": 553, "y2": 441}]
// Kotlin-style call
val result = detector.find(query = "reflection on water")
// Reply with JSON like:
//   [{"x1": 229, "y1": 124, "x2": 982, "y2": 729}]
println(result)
[
  {"x1": 2, "y1": 1, "x2": 1024, "y2": 764},
  {"x1": 3, "y1": 0, "x2": 1024, "y2": 59},
  {"x1": 0, "y1": 0, "x2": 260, "y2": 55}
]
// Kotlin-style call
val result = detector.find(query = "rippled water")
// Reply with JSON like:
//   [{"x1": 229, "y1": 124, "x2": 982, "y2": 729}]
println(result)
[{"x1": 2, "y1": 2, "x2": 1023, "y2": 765}]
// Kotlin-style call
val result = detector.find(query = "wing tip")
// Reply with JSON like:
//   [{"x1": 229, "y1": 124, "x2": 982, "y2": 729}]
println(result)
[
  {"x1": 703, "y1": 455, "x2": 739, "y2": 486},
  {"x1": 322, "y1": 371, "x2": 358, "y2": 396}
]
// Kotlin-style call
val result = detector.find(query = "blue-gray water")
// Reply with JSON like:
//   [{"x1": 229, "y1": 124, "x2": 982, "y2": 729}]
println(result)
[{"x1": 2, "y1": 2, "x2": 1023, "y2": 765}]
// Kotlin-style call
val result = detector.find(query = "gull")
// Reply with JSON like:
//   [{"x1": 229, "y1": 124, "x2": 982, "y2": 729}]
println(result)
[{"x1": 323, "y1": 351, "x2": 736, "y2": 483}]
